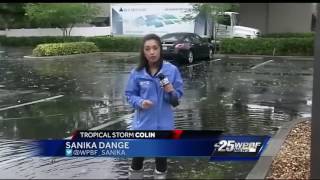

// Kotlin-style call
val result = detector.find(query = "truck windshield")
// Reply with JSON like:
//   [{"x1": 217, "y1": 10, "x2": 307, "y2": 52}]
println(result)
[
  {"x1": 234, "y1": 13, "x2": 240, "y2": 26},
  {"x1": 217, "y1": 15, "x2": 231, "y2": 26}
]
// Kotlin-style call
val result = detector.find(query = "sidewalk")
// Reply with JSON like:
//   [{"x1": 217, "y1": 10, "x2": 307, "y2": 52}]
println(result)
[{"x1": 213, "y1": 54, "x2": 314, "y2": 61}]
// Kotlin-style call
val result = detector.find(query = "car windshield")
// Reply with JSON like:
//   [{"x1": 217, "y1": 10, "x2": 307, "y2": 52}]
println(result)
[
  {"x1": 161, "y1": 33, "x2": 187, "y2": 41},
  {"x1": 162, "y1": 14, "x2": 177, "y2": 19}
]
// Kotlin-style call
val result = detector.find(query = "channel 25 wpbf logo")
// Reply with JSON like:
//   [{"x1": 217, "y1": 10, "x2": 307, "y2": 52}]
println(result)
[{"x1": 214, "y1": 140, "x2": 262, "y2": 153}]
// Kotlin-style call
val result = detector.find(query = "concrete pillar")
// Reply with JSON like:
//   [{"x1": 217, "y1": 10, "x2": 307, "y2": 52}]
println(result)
[{"x1": 311, "y1": 3, "x2": 320, "y2": 179}]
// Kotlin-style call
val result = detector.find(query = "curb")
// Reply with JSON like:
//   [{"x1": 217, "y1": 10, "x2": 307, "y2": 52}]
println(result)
[
  {"x1": 246, "y1": 117, "x2": 310, "y2": 179},
  {"x1": 23, "y1": 52, "x2": 139, "y2": 61},
  {"x1": 213, "y1": 54, "x2": 314, "y2": 61},
  {"x1": 21, "y1": 52, "x2": 312, "y2": 61}
]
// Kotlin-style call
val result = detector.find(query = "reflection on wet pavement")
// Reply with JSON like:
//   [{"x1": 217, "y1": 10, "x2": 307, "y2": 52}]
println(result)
[{"x1": 0, "y1": 54, "x2": 313, "y2": 179}]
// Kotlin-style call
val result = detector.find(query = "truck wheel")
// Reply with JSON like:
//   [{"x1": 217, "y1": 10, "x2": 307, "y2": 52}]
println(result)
[{"x1": 187, "y1": 51, "x2": 194, "y2": 64}]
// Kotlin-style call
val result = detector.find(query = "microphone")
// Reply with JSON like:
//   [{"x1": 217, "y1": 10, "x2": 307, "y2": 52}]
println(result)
[
  {"x1": 158, "y1": 73, "x2": 179, "y2": 107},
  {"x1": 158, "y1": 73, "x2": 170, "y2": 87}
]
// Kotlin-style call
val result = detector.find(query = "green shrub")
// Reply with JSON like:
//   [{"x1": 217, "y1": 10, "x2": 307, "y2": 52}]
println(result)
[
  {"x1": 32, "y1": 42, "x2": 99, "y2": 57},
  {"x1": 86, "y1": 36, "x2": 142, "y2": 52},
  {"x1": 0, "y1": 36, "x2": 142, "y2": 52},
  {"x1": 220, "y1": 37, "x2": 314, "y2": 56},
  {"x1": 261, "y1": 32, "x2": 315, "y2": 38},
  {"x1": 0, "y1": 36, "x2": 85, "y2": 47}
]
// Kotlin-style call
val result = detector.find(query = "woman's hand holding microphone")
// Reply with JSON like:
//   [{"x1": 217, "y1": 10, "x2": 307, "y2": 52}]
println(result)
[
  {"x1": 158, "y1": 73, "x2": 179, "y2": 107},
  {"x1": 141, "y1": 73, "x2": 178, "y2": 109}
]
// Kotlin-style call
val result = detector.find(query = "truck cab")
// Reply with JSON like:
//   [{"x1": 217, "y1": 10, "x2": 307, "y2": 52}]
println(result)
[{"x1": 215, "y1": 12, "x2": 260, "y2": 39}]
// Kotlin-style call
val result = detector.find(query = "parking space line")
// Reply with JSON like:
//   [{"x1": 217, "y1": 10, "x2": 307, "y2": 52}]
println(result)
[
  {"x1": 89, "y1": 113, "x2": 133, "y2": 131},
  {"x1": 210, "y1": 58, "x2": 221, "y2": 62},
  {"x1": 0, "y1": 156, "x2": 30, "y2": 169},
  {"x1": 186, "y1": 62, "x2": 205, "y2": 68},
  {"x1": 0, "y1": 114, "x2": 64, "y2": 121},
  {"x1": 64, "y1": 113, "x2": 133, "y2": 140},
  {"x1": 250, "y1": 60, "x2": 274, "y2": 70},
  {"x1": 0, "y1": 95, "x2": 64, "y2": 112},
  {"x1": 185, "y1": 58, "x2": 222, "y2": 68}
]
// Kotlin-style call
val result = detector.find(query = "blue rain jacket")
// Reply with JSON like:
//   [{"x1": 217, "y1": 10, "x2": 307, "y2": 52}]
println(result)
[{"x1": 125, "y1": 61, "x2": 184, "y2": 130}]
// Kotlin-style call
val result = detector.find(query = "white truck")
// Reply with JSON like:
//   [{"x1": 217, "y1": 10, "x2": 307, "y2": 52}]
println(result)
[
  {"x1": 110, "y1": 3, "x2": 260, "y2": 40},
  {"x1": 215, "y1": 12, "x2": 260, "y2": 39}
]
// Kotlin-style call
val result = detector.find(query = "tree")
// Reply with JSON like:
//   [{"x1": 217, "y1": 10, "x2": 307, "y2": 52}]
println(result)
[
  {"x1": 24, "y1": 3, "x2": 101, "y2": 36},
  {"x1": 183, "y1": 3, "x2": 234, "y2": 54},
  {"x1": 229, "y1": 4, "x2": 240, "y2": 12},
  {"x1": 0, "y1": 3, "x2": 30, "y2": 29}
]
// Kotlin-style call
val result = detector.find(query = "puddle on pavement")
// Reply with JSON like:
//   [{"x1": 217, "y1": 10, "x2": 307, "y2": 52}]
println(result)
[{"x1": 0, "y1": 54, "x2": 313, "y2": 179}]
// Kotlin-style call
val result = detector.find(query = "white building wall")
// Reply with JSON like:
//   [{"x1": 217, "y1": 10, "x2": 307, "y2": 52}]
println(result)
[
  {"x1": 239, "y1": 3, "x2": 268, "y2": 34},
  {"x1": 0, "y1": 27, "x2": 111, "y2": 37},
  {"x1": 240, "y1": 3, "x2": 314, "y2": 34},
  {"x1": 1, "y1": 3, "x2": 315, "y2": 37},
  {"x1": 268, "y1": 3, "x2": 313, "y2": 33}
]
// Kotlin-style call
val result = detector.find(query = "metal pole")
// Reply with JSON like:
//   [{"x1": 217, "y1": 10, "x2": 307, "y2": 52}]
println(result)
[{"x1": 311, "y1": 3, "x2": 320, "y2": 179}]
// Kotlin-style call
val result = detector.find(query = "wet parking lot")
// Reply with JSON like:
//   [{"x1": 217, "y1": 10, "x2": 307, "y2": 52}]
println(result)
[{"x1": 0, "y1": 52, "x2": 313, "y2": 179}]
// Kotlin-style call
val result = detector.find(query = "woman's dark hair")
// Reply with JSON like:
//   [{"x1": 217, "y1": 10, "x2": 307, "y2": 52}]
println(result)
[{"x1": 136, "y1": 33, "x2": 163, "y2": 71}]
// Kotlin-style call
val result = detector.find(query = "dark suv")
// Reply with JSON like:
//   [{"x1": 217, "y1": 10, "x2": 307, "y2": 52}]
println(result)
[{"x1": 161, "y1": 32, "x2": 214, "y2": 64}]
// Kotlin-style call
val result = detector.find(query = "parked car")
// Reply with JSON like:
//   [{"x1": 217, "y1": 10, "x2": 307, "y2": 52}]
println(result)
[{"x1": 160, "y1": 32, "x2": 214, "y2": 64}]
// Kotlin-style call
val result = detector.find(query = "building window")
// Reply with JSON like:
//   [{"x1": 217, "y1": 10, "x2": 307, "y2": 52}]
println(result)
[
  {"x1": 90, "y1": 17, "x2": 110, "y2": 27},
  {"x1": 311, "y1": 13, "x2": 316, "y2": 32}
]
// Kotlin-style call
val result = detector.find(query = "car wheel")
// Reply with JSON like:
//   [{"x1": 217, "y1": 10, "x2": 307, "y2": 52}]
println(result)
[
  {"x1": 187, "y1": 51, "x2": 194, "y2": 64},
  {"x1": 207, "y1": 48, "x2": 213, "y2": 60}
]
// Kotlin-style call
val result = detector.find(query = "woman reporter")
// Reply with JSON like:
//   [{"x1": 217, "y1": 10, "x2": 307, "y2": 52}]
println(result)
[{"x1": 125, "y1": 33, "x2": 184, "y2": 178}]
